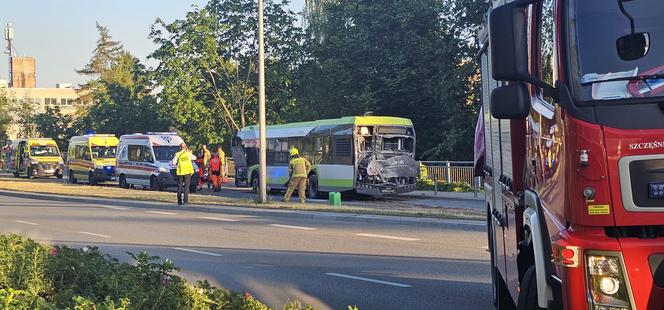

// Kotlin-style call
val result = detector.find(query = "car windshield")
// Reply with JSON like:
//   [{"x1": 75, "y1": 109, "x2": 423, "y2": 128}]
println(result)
[
  {"x1": 91, "y1": 146, "x2": 117, "y2": 159},
  {"x1": 569, "y1": 0, "x2": 664, "y2": 101},
  {"x1": 153, "y1": 146, "x2": 180, "y2": 162},
  {"x1": 30, "y1": 146, "x2": 59, "y2": 157}
]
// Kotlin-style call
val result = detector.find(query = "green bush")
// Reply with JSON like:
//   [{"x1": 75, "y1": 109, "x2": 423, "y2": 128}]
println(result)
[
  {"x1": 415, "y1": 179, "x2": 473, "y2": 192},
  {"x1": 0, "y1": 234, "x2": 317, "y2": 310}
]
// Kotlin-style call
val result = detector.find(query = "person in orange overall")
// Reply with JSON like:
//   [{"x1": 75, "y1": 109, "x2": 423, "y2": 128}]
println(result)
[{"x1": 209, "y1": 152, "x2": 222, "y2": 192}]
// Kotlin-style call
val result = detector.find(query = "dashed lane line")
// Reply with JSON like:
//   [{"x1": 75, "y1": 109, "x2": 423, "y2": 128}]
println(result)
[
  {"x1": 78, "y1": 231, "x2": 111, "y2": 238},
  {"x1": 15, "y1": 220, "x2": 39, "y2": 226},
  {"x1": 199, "y1": 216, "x2": 240, "y2": 222},
  {"x1": 173, "y1": 247, "x2": 223, "y2": 257},
  {"x1": 145, "y1": 210, "x2": 176, "y2": 215},
  {"x1": 325, "y1": 273, "x2": 412, "y2": 288},
  {"x1": 354, "y1": 233, "x2": 420, "y2": 241},
  {"x1": 100, "y1": 205, "x2": 130, "y2": 211},
  {"x1": 268, "y1": 224, "x2": 317, "y2": 230}
]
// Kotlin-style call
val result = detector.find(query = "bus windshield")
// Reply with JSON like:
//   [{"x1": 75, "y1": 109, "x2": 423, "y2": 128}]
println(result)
[
  {"x1": 570, "y1": 0, "x2": 664, "y2": 101},
  {"x1": 153, "y1": 146, "x2": 180, "y2": 162},
  {"x1": 30, "y1": 146, "x2": 59, "y2": 157},
  {"x1": 91, "y1": 146, "x2": 117, "y2": 159}
]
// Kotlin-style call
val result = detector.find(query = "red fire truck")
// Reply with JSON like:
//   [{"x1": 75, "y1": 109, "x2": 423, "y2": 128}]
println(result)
[{"x1": 476, "y1": 0, "x2": 664, "y2": 309}]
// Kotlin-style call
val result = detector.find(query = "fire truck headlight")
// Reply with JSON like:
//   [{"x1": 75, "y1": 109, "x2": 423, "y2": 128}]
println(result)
[
  {"x1": 599, "y1": 276, "x2": 620, "y2": 295},
  {"x1": 586, "y1": 254, "x2": 632, "y2": 310}
]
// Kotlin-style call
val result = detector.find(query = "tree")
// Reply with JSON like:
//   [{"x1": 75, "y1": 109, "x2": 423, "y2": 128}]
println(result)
[
  {"x1": 77, "y1": 22, "x2": 124, "y2": 77},
  {"x1": 295, "y1": 0, "x2": 484, "y2": 160},
  {"x1": 34, "y1": 106, "x2": 77, "y2": 151},
  {"x1": 0, "y1": 90, "x2": 12, "y2": 142},
  {"x1": 10, "y1": 99, "x2": 37, "y2": 139},
  {"x1": 149, "y1": 0, "x2": 304, "y2": 147},
  {"x1": 78, "y1": 52, "x2": 166, "y2": 136}
]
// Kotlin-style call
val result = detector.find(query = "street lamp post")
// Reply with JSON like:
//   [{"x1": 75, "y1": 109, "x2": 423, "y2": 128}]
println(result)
[{"x1": 257, "y1": 0, "x2": 268, "y2": 203}]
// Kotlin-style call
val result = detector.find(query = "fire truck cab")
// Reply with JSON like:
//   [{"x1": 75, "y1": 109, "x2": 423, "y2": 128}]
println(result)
[{"x1": 477, "y1": 0, "x2": 664, "y2": 309}]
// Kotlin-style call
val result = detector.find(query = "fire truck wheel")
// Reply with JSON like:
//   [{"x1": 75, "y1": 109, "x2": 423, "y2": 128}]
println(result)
[{"x1": 517, "y1": 266, "x2": 540, "y2": 310}]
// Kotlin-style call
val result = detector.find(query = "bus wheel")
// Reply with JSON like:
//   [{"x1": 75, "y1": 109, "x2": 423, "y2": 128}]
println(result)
[
  {"x1": 252, "y1": 175, "x2": 259, "y2": 194},
  {"x1": 119, "y1": 175, "x2": 129, "y2": 189},
  {"x1": 516, "y1": 266, "x2": 540, "y2": 310},
  {"x1": 89, "y1": 171, "x2": 97, "y2": 186},
  {"x1": 307, "y1": 175, "x2": 319, "y2": 199},
  {"x1": 68, "y1": 171, "x2": 77, "y2": 184}
]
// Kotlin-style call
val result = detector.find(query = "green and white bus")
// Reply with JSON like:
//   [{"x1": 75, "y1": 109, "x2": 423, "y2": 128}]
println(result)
[{"x1": 232, "y1": 116, "x2": 418, "y2": 197}]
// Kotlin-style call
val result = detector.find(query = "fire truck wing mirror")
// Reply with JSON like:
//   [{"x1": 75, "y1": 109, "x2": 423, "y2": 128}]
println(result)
[
  {"x1": 616, "y1": 32, "x2": 650, "y2": 61},
  {"x1": 490, "y1": 83, "x2": 530, "y2": 119},
  {"x1": 488, "y1": 1, "x2": 531, "y2": 81}
]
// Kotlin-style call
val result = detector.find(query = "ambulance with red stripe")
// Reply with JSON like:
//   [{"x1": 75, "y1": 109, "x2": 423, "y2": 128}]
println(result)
[{"x1": 115, "y1": 133, "x2": 198, "y2": 192}]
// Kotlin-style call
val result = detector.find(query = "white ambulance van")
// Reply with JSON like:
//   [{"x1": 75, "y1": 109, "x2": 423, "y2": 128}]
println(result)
[{"x1": 115, "y1": 133, "x2": 198, "y2": 192}]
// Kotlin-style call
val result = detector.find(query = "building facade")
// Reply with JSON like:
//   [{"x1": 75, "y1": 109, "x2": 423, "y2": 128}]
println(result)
[{"x1": 0, "y1": 83, "x2": 90, "y2": 140}]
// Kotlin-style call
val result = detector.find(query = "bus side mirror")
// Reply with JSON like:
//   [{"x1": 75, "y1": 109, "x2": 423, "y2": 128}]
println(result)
[
  {"x1": 489, "y1": 1, "x2": 530, "y2": 81},
  {"x1": 617, "y1": 33, "x2": 650, "y2": 61},
  {"x1": 491, "y1": 83, "x2": 531, "y2": 119}
]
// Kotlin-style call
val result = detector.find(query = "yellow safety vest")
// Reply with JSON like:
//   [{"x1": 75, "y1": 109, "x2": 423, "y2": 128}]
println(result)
[
  {"x1": 175, "y1": 150, "x2": 194, "y2": 176},
  {"x1": 289, "y1": 157, "x2": 310, "y2": 178}
]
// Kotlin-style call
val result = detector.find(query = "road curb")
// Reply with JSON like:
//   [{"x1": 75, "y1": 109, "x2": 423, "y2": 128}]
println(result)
[{"x1": 0, "y1": 189, "x2": 486, "y2": 228}]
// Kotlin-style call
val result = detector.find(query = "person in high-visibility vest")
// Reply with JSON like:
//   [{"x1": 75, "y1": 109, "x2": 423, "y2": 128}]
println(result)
[
  {"x1": 216, "y1": 146, "x2": 226, "y2": 183},
  {"x1": 284, "y1": 147, "x2": 311, "y2": 203},
  {"x1": 172, "y1": 143, "x2": 196, "y2": 206},
  {"x1": 209, "y1": 152, "x2": 222, "y2": 192}
]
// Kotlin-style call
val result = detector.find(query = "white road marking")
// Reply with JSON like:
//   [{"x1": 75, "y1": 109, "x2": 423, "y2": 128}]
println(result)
[
  {"x1": 173, "y1": 247, "x2": 223, "y2": 257},
  {"x1": 354, "y1": 233, "x2": 420, "y2": 241},
  {"x1": 78, "y1": 231, "x2": 111, "y2": 238},
  {"x1": 145, "y1": 210, "x2": 176, "y2": 215},
  {"x1": 269, "y1": 224, "x2": 317, "y2": 230},
  {"x1": 15, "y1": 220, "x2": 38, "y2": 226},
  {"x1": 199, "y1": 216, "x2": 239, "y2": 222},
  {"x1": 100, "y1": 205, "x2": 130, "y2": 211},
  {"x1": 325, "y1": 273, "x2": 412, "y2": 288}
]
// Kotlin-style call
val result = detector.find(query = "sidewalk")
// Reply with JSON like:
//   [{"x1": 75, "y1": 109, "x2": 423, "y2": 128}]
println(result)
[{"x1": 399, "y1": 190, "x2": 484, "y2": 201}]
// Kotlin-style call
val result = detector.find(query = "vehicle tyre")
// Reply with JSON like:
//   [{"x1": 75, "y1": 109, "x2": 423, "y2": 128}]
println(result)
[
  {"x1": 150, "y1": 176, "x2": 162, "y2": 191},
  {"x1": 516, "y1": 266, "x2": 540, "y2": 310},
  {"x1": 119, "y1": 174, "x2": 129, "y2": 189},
  {"x1": 68, "y1": 170, "x2": 77, "y2": 184},
  {"x1": 13, "y1": 172, "x2": 19, "y2": 178},
  {"x1": 307, "y1": 175, "x2": 319, "y2": 199},
  {"x1": 252, "y1": 173, "x2": 259, "y2": 194},
  {"x1": 89, "y1": 171, "x2": 97, "y2": 186},
  {"x1": 56, "y1": 171, "x2": 63, "y2": 179},
  {"x1": 27, "y1": 165, "x2": 34, "y2": 179}
]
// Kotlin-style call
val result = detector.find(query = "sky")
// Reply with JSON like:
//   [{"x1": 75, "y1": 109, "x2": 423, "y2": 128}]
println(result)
[{"x1": 0, "y1": 0, "x2": 305, "y2": 88}]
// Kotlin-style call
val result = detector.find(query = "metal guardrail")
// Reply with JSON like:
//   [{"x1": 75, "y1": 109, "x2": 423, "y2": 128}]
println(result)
[{"x1": 419, "y1": 161, "x2": 475, "y2": 184}]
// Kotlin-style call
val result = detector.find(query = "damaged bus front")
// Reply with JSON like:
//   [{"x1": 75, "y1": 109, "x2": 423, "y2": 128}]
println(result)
[
  {"x1": 355, "y1": 124, "x2": 418, "y2": 195},
  {"x1": 233, "y1": 116, "x2": 418, "y2": 197}
]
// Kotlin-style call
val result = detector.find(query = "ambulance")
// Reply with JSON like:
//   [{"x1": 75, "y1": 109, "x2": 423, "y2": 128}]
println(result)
[
  {"x1": 66, "y1": 134, "x2": 119, "y2": 185},
  {"x1": 115, "y1": 132, "x2": 198, "y2": 192},
  {"x1": 7, "y1": 138, "x2": 64, "y2": 179}
]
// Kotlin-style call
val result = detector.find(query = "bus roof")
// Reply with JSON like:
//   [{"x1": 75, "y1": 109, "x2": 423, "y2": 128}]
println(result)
[{"x1": 237, "y1": 116, "x2": 413, "y2": 140}]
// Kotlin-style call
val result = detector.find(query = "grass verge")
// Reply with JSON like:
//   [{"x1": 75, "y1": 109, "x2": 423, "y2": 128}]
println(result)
[{"x1": 0, "y1": 177, "x2": 484, "y2": 220}]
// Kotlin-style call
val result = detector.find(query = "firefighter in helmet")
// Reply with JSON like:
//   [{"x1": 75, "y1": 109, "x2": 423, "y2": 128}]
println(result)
[{"x1": 284, "y1": 147, "x2": 311, "y2": 203}]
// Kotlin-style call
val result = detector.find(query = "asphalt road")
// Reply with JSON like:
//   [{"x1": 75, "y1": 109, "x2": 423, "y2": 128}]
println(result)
[
  {"x1": 0, "y1": 172, "x2": 485, "y2": 211},
  {"x1": 0, "y1": 194, "x2": 492, "y2": 310}
]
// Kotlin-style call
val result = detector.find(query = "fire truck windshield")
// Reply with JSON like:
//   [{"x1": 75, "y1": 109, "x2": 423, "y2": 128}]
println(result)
[{"x1": 569, "y1": 0, "x2": 664, "y2": 101}]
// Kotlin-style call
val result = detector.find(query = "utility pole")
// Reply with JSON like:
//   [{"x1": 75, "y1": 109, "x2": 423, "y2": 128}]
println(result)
[
  {"x1": 257, "y1": 0, "x2": 268, "y2": 203},
  {"x1": 4, "y1": 22, "x2": 14, "y2": 87}
]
